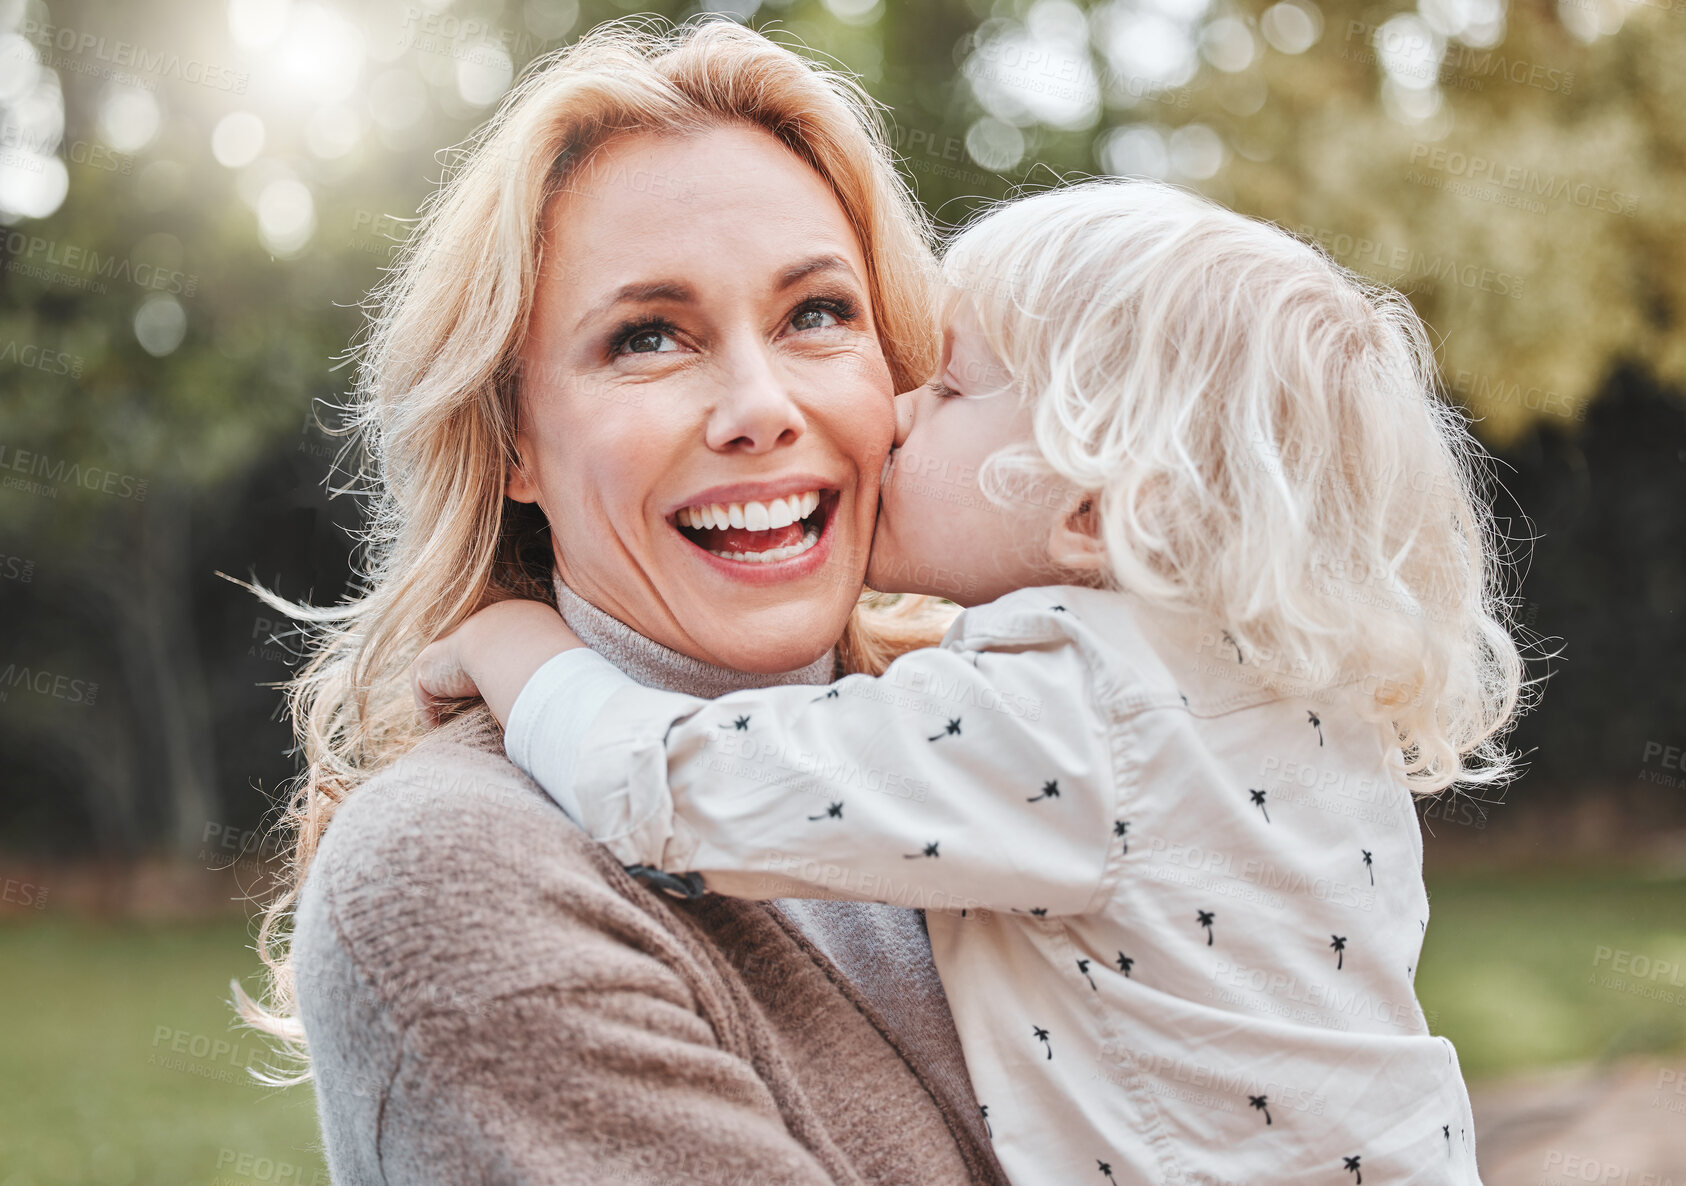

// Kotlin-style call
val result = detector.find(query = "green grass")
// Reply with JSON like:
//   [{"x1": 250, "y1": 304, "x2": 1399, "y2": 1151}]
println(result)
[
  {"x1": 1, "y1": 873, "x2": 1682, "y2": 1182},
  {"x1": 1417, "y1": 870, "x2": 1686, "y2": 1080},
  {"x1": 0, "y1": 917, "x2": 325, "y2": 1186}
]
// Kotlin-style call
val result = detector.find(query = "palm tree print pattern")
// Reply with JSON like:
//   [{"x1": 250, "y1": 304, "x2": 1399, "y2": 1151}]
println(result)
[
  {"x1": 558, "y1": 589, "x2": 1460, "y2": 1186},
  {"x1": 1223, "y1": 630, "x2": 1243, "y2": 662}
]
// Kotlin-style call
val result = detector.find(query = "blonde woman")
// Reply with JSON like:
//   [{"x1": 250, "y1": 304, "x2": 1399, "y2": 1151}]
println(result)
[{"x1": 245, "y1": 20, "x2": 1008, "y2": 1184}]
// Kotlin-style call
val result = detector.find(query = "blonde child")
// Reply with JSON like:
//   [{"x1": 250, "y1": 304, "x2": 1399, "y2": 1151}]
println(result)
[{"x1": 418, "y1": 179, "x2": 1520, "y2": 1184}]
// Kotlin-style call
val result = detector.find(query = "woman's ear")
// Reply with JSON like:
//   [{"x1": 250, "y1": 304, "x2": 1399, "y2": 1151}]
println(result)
[
  {"x1": 506, "y1": 439, "x2": 539, "y2": 504},
  {"x1": 1047, "y1": 491, "x2": 1107, "y2": 572}
]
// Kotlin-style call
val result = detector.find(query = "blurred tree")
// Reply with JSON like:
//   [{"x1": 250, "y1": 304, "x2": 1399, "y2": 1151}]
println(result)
[{"x1": 0, "y1": 0, "x2": 1680, "y2": 858}]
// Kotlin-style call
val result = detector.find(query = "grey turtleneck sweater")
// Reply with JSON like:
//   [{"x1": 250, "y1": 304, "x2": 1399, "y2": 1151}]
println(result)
[{"x1": 291, "y1": 584, "x2": 1008, "y2": 1185}]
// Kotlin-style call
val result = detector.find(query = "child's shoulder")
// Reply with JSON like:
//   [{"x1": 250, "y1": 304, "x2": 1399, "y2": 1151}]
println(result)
[
  {"x1": 949, "y1": 584, "x2": 1102, "y2": 641},
  {"x1": 948, "y1": 585, "x2": 1185, "y2": 710}
]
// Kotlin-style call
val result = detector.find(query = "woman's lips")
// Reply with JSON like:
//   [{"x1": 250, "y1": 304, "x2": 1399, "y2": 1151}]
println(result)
[{"x1": 672, "y1": 491, "x2": 840, "y2": 581}]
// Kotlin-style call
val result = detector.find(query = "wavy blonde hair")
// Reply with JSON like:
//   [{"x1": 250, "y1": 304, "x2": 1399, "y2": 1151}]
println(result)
[
  {"x1": 238, "y1": 18, "x2": 949, "y2": 1063},
  {"x1": 945, "y1": 180, "x2": 1524, "y2": 794}
]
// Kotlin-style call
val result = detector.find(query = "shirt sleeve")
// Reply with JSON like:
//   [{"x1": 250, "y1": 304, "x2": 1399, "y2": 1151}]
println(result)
[{"x1": 514, "y1": 634, "x2": 1125, "y2": 918}]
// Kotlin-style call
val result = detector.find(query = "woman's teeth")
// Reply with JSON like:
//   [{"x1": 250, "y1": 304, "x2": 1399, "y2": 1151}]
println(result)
[
  {"x1": 672, "y1": 489, "x2": 827, "y2": 565},
  {"x1": 676, "y1": 490, "x2": 821, "y2": 531},
  {"x1": 710, "y1": 525, "x2": 821, "y2": 564}
]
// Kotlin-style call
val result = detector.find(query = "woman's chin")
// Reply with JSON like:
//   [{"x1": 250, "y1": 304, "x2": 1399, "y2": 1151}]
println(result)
[{"x1": 682, "y1": 602, "x2": 847, "y2": 673}]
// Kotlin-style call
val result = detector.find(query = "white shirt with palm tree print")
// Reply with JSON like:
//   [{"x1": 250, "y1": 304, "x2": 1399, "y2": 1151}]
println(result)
[{"x1": 506, "y1": 583, "x2": 1484, "y2": 1186}]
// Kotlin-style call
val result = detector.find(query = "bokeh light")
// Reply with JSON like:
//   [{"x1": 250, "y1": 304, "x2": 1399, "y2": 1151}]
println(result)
[
  {"x1": 133, "y1": 295, "x2": 188, "y2": 357},
  {"x1": 98, "y1": 86, "x2": 162, "y2": 154},
  {"x1": 966, "y1": 117, "x2": 1026, "y2": 173},
  {"x1": 1099, "y1": 124, "x2": 1170, "y2": 178},
  {"x1": 1260, "y1": 1, "x2": 1323, "y2": 55},
  {"x1": 255, "y1": 176, "x2": 316, "y2": 256},
  {"x1": 211, "y1": 112, "x2": 267, "y2": 169}
]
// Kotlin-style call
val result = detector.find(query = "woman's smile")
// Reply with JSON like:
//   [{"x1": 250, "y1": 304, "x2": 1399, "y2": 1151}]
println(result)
[{"x1": 668, "y1": 480, "x2": 840, "y2": 570}]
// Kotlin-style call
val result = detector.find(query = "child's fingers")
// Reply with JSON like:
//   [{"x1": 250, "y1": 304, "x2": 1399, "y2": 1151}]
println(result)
[{"x1": 411, "y1": 640, "x2": 481, "y2": 725}]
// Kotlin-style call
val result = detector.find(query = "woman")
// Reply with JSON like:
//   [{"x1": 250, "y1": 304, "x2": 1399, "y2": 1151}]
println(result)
[{"x1": 244, "y1": 19, "x2": 1010, "y2": 1184}]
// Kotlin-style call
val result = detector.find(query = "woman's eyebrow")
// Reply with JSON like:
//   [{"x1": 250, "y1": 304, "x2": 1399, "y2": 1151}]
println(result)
[
  {"x1": 777, "y1": 254, "x2": 858, "y2": 290},
  {"x1": 576, "y1": 279, "x2": 695, "y2": 331}
]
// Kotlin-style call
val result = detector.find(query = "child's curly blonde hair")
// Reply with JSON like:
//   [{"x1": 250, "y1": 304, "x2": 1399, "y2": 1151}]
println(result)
[{"x1": 946, "y1": 179, "x2": 1525, "y2": 794}]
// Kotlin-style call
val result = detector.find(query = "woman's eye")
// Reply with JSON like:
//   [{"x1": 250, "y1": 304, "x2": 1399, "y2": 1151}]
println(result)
[
  {"x1": 928, "y1": 380, "x2": 962, "y2": 399},
  {"x1": 623, "y1": 328, "x2": 674, "y2": 352},
  {"x1": 616, "y1": 326, "x2": 679, "y2": 356},
  {"x1": 791, "y1": 306, "x2": 840, "y2": 332}
]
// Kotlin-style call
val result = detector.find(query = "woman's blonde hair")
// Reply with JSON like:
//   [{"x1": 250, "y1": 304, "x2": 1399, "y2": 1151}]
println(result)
[
  {"x1": 945, "y1": 179, "x2": 1524, "y2": 794},
  {"x1": 238, "y1": 17, "x2": 945, "y2": 1065}
]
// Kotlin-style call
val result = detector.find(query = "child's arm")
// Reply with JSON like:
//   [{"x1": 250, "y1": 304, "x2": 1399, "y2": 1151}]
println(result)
[{"x1": 507, "y1": 630, "x2": 1126, "y2": 917}]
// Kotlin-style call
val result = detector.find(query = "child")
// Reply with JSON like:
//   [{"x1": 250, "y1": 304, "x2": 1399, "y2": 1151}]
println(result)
[{"x1": 418, "y1": 180, "x2": 1520, "y2": 1184}]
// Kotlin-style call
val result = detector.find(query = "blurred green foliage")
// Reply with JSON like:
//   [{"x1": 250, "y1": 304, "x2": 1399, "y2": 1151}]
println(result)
[{"x1": 0, "y1": 0, "x2": 1681, "y2": 857}]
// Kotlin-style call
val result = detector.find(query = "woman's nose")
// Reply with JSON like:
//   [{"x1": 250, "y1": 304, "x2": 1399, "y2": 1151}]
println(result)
[{"x1": 706, "y1": 347, "x2": 806, "y2": 453}]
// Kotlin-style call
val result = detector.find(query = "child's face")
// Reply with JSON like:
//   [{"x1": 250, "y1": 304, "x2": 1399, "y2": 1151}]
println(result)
[{"x1": 866, "y1": 301, "x2": 1079, "y2": 607}]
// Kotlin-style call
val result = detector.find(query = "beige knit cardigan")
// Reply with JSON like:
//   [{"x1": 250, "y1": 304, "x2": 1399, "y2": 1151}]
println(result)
[{"x1": 292, "y1": 589, "x2": 1010, "y2": 1184}]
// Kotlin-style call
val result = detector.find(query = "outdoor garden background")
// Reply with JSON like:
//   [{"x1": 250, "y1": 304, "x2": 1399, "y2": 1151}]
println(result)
[{"x1": 1, "y1": 0, "x2": 1683, "y2": 1181}]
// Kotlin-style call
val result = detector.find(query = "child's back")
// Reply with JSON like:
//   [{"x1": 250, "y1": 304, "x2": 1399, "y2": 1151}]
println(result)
[{"x1": 920, "y1": 582, "x2": 1470, "y2": 1184}]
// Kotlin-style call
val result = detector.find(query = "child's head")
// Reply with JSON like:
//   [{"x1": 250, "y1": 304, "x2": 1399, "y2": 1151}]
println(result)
[{"x1": 869, "y1": 179, "x2": 1523, "y2": 793}]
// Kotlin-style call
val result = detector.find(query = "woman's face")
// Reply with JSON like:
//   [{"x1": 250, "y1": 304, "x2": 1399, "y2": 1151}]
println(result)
[{"x1": 509, "y1": 124, "x2": 895, "y2": 673}]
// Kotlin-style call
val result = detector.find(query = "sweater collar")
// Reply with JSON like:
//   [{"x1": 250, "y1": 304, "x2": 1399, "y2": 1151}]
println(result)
[{"x1": 552, "y1": 574, "x2": 837, "y2": 698}]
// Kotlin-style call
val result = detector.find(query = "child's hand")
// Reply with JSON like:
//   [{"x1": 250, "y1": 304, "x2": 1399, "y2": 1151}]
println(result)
[
  {"x1": 412, "y1": 625, "x2": 483, "y2": 727},
  {"x1": 411, "y1": 599, "x2": 585, "y2": 728}
]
